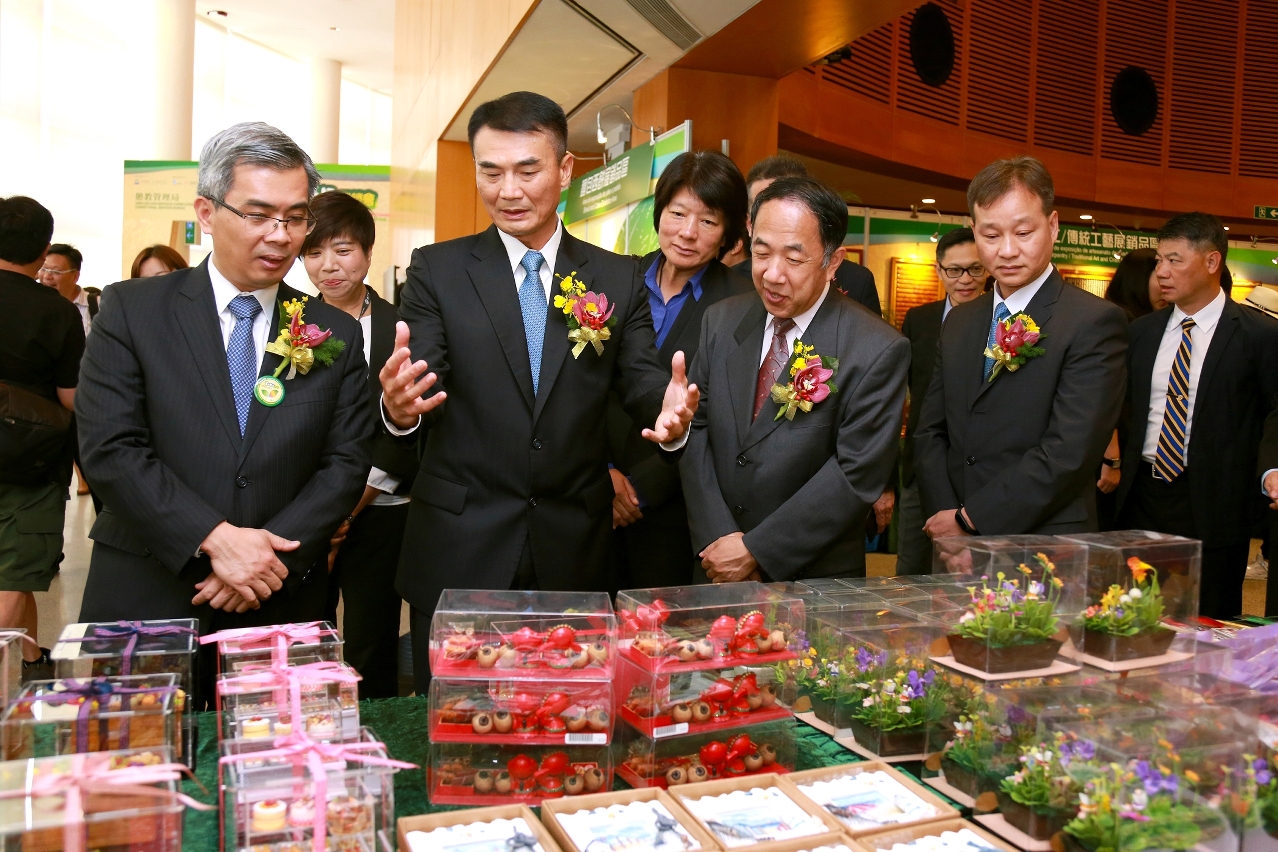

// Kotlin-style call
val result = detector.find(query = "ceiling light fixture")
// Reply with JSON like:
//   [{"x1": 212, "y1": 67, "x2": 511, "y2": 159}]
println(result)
[
  {"x1": 912, "y1": 204, "x2": 943, "y2": 242},
  {"x1": 921, "y1": 198, "x2": 936, "y2": 204},
  {"x1": 1079, "y1": 214, "x2": 1093, "y2": 221},
  {"x1": 1096, "y1": 222, "x2": 1126, "y2": 260},
  {"x1": 206, "y1": 10, "x2": 227, "y2": 17},
  {"x1": 1223, "y1": 226, "x2": 1230, "y2": 231},
  {"x1": 330, "y1": 26, "x2": 340, "y2": 31}
]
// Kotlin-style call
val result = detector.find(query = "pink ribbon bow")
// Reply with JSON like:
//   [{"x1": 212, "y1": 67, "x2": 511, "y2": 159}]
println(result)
[
  {"x1": 201, "y1": 622, "x2": 337, "y2": 671},
  {"x1": 218, "y1": 660, "x2": 360, "y2": 736}
]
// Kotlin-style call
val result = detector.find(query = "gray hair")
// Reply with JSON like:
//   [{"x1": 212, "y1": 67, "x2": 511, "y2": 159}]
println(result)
[{"x1": 196, "y1": 121, "x2": 320, "y2": 202}]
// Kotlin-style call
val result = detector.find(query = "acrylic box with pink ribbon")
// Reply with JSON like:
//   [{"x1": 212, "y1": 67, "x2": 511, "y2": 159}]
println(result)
[
  {"x1": 210, "y1": 622, "x2": 344, "y2": 677},
  {"x1": 0, "y1": 745, "x2": 196, "y2": 852},
  {"x1": 218, "y1": 660, "x2": 362, "y2": 745},
  {"x1": 2, "y1": 673, "x2": 184, "y2": 761},
  {"x1": 51, "y1": 620, "x2": 198, "y2": 696},
  {"x1": 222, "y1": 727, "x2": 409, "y2": 852}
]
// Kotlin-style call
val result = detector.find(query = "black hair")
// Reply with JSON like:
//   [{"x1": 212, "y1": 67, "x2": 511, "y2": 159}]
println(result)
[
  {"x1": 750, "y1": 176, "x2": 848, "y2": 266},
  {"x1": 1104, "y1": 248, "x2": 1158, "y2": 321},
  {"x1": 968, "y1": 155, "x2": 1055, "y2": 217},
  {"x1": 745, "y1": 154, "x2": 808, "y2": 188},
  {"x1": 1157, "y1": 212, "x2": 1228, "y2": 263},
  {"x1": 302, "y1": 190, "x2": 376, "y2": 256},
  {"x1": 467, "y1": 91, "x2": 568, "y2": 160},
  {"x1": 652, "y1": 151, "x2": 749, "y2": 260},
  {"x1": 47, "y1": 243, "x2": 82, "y2": 271},
  {"x1": 0, "y1": 196, "x2": 54, "y2": 266},
  {"x1": 935, "y1": 227, "x2": 975, "y2": 264}
]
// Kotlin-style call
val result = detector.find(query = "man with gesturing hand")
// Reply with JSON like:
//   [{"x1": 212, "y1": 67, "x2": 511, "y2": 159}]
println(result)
[
  {"x1": 76, "y1": 123, "x2": 371, "y2": 646},
  {"x1": 381, "y1": 92, "x2": 698, "y2": 692}
]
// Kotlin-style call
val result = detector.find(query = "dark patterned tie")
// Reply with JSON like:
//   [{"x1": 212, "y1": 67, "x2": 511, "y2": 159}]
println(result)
[
  {"x1": 753, "y1": 317, "x2": 796, "y2": 420},
  {"x1": 226, "y1": 294, "x2": 262, "y2": 436},
  {"x1": 517, "y1": 250, "x2": 546, "y2": 395},
  {"x1": 1153, "y1": 317, "x2": 1196, "y2": 481},
  {"x1": 983, "y1": 302, "x2": 1012, "y2": 381}
]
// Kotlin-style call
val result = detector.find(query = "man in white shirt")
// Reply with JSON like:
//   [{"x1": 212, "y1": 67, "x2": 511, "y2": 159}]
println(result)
[
  {"x1": 1114, "y1": 212, "x2": 1278, "y2": 619},
  {"x1": 38, "y1": 245, "x2": 94, "y2": 337},
  {"x1": 680, "y1": 176, "x2": 909, "y2": 582},
  {"x1": 915, "y1": 156, "x2": 1128, "y2": 538}
]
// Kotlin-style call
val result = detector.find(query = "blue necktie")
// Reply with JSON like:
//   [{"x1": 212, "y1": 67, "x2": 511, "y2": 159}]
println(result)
[
  {"x1": 1153, "y1": 317, "x2": 1196, "y2": 482},
  {"x1": 983, "y1": 302, "x2": 1012, "y2": 381},
  {"x1": 518, "y1": 250, "x2": 546, "y2": 395},
  {"x1": 226, "y1": 293, "x2": 262, "y2": 435}
]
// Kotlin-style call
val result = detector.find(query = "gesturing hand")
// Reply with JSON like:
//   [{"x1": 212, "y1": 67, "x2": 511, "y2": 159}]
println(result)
[
  {"x1": 642, "y1": 350, "x2": 699, "y2": 444},
  {"x1": 193, "y1": 521, "x2": 294, "y2": 606},
  {"x1": 701, "y1": 532, "x2": 758, "y2": 583},
  {"x1": 380, "y1": 321, "x2": 447, "y2": 430},
  {"x1": 610, "y1": 468, "x2": 643, "y2": 528},
  {"x1": 1266, "y1": 470, "x2": 1278, "y2": 510}
]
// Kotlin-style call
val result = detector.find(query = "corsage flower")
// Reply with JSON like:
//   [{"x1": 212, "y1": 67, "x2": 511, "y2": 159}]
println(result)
[
  {"x1": 554, "y1": 272, "x2": 616, "y2": 358},
  {"x1": 984, "y1": 311, "x2": 1046, "y2": 382},
  {"x1": 265, "y1": 297, "x2": 345, "y2": 380},
  {"x1": 770, "y1": 340, "x2": 839, "y2": 421}
]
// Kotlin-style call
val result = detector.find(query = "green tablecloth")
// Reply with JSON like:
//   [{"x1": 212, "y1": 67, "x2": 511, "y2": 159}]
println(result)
[{"x1": 180, "y1": 697, "x2": 919, "y2": 852}]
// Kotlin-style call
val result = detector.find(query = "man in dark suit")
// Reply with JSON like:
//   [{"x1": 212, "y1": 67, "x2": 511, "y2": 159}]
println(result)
[
  {"x1": 681, "y1": 176, "x2": 909, "y2": 582},
  {"x1": 915, "y1": 156, "x2": 1127, "y2": 539},
  {"x1": 896, "y1": 227, "x2": 984, "y2": 574},
  {"x1": 1114, "y1": 212, "x2": 1278, "y2": 619},
  {"x1": 379, "y1": 92, "x2": 698, "y2": 691},
  {"x1": 76, "y1": 122, "x2": 373, "y2": 632},
  {"x1": 606, "y1": 151, "x2": 752, "y2": 589}
]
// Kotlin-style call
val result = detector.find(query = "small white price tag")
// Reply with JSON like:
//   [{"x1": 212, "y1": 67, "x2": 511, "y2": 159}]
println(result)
[
  {"x1": 565, "y1": 733, "x2": 607, "y2": 745},
  {"x1": 653, "y1": 722, "x2": 689, "y2": 738}
]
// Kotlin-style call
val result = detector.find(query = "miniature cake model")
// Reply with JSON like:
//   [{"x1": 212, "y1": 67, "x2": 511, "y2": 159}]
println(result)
[
  {"x1": 306, "y1": 714, "x2": 338, "y2": 739},
  {"x1": 273, "y1": 721, "x2": 293, "y2": 736},
  {"x1": 287, "y1": 797, "x2": 317, "y2": 828},
  {"x1": 251, "y1": 799, "x2": 288, "y2": 832},
  {"x1": 326, "y1": 795, "x2": 372, "y2": 835},
  {"x1": 241, "y1": 716, "x2": 272, "y2": 738}
]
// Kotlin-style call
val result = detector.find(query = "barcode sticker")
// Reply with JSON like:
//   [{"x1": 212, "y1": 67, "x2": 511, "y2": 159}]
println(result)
[
  {"x1": 653, "y1": 723, "x2": 689, "y2": 738},
  {"x1": 565, "y1": 733, "x2": 607, "y2": 745}
]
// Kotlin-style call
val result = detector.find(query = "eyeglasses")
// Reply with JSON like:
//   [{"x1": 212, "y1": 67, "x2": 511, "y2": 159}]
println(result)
[
  {"x1": 214, "y1": 199, "x2": 315, "y2": 235},
  {"x1": 939, "y1": 264, "x2": 986, "y2": 279},
  {"x1": 37, "y1": 267, "x2": 75, "y2": 276}
]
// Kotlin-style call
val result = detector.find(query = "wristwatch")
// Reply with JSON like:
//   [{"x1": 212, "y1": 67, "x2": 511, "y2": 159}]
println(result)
[{"x1": 1102, "y1": 457, "x2": 1121, "y2": 469}]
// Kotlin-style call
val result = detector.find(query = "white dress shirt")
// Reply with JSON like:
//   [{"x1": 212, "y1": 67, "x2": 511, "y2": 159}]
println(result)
[
  {"x1": 941, "y1": 295, "x2": 955, "y2": 322},
  {"x1": 71, "y1": 287, "x2": 92, "y2": 336},
  {"x1": 992, "y1": 264, "x2": 1054, "y2": 321},
  {"x1": 358, "y1": 311, "x2": 410, "y2": 507},
  {"x1": 1141, "y1": 288, "x2": 1227, "y2": 463},
  {"x1": 497, "y1": 221, "x2": 563, "y2": 300},
  {"x1": 759, "y1": 284, "x2": 831, "y2": 366},
  {"x1": 208, "y1": 255, "x2": 277, "y2": 363}
]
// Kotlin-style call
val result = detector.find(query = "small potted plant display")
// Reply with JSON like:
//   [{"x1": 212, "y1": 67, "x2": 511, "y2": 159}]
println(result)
[
  {"x1": 1077, "y1": 558, "x2": 1175, "y2": 662},
  {"x1": 791, "y1": 637, "x2": 840, "y2": 726},
  {"x1": 939, "y1": 710, "x2": 1014, "y2": 801},
  {"x1": 948, "y1": 554, "x2": 1066, "y2": 674},
  {"x1": 1222, "y1": 753, "x2": 1278, "y2": 847},
  {"x1": 998, "y1": 733, "x2": 1097, "y2": 841},
  {"x1": 839, "y1": 646, "x2": 945, "y2": 758},
  {"x1": 1063, "y1": 760, "x2": 1227, "y2": 852}
]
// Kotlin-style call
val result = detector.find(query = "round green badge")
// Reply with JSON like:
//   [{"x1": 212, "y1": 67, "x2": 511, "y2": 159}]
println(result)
[{"x1": 253, "y1": 376, "x2": 285, "y2": 407}]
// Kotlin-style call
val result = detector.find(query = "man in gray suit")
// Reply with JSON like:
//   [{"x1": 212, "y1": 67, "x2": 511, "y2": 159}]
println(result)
[
  {"x1": 914, "y1": 156, "x2": 1127, "y2": 538},
  {"x1": 681, "y1": 177, "x2": 909, "y2": 582}
]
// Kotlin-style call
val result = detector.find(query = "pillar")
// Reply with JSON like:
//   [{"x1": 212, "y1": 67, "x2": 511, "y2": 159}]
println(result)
[
  {"x1": 310, "y1": 59, "x2": 342, "y2": 165},
  {"x1": 153, "y1": 0, "x2": 194, "y2": 160}
]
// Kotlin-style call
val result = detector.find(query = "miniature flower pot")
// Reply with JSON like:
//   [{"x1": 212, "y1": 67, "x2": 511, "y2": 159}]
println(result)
[
  {"x1": 809, "y1": 693, "x2": 837, "y2": 725},
  {"x1": 996, "y1": 790, "x2": 1073, "y2": 841},
  {"x1": 940, "y1": 757, "x2": 985, "y2": 799},
  {"x1": 848, "y1": 720, "x2": 927, "y2": 757},
  {"x1": 1078, "y1": 626, "x2": 1175, "y2": 662},
  {"x1": 946, "y1": 635, "x2": 1063, "y2": 673}
]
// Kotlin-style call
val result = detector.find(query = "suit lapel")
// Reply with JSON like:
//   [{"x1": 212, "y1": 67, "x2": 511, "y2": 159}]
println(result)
[
  {"x1": 971, "y1": 272, "x2": 1061, "y2": 407},
  {"x1": 959, "y1": 293, "x2": 995, "y2": 410},
  {"x1": 726, "y1": 299, "x2": 768, "y2": 447},
  {"x1": 238, "y1": 290, "x2": 289, "y2": 464},
  {"x1": 1195, "y1": 298, "x2": 1239, "y2": 413},
  {"x1": 533, "y1": 231, "x2": 588, "y2": 424},
  {"x1": 174, "y1": 262, "x2": 241, "y2": 450},
  {"x1": 468, "y1": 225, "x2": 535, "y2": 411}
]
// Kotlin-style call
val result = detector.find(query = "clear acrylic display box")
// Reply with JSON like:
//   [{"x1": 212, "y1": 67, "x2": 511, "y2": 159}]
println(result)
[
  {"x1": 0, "y1": 633, "x2": 29, "y2": 717},
  {"x1": 616, "y1": 582, "x2": 803, "y2": 675},
  {"x1": 0, "y1": 746, "x2": 186, "y2": 852},
  {"x1": 51, "y1": 620, "x2": 197, "y2": 695},
  {"x1": 930, "y1": 536, "x2": 1088, "y2": 678},
  {"x1": 795, "y1": 579, "x2": 853, "y2": 593},
  {"x1": 217, "y1": 660, "x2": 361, "y2": 745},
  {"x1": 1116, "y1": 670, "x2": 1266, "y2": 721},
  {"x1": 614, "y1": 718, "x2": 794, "y2": 790},
  {"x1": 430, "y1": 591, "x2": 616, "y2": 679},
  {"x1": 223, "y1": 727, "x2": 397, "y2": 852},
  {"x1": 429, "y1": 678, "x2": 613, "y2": 746},
  {"x1": 1059, "y1": 531, "x2": 1201, "y2": 669},
  {"x1": 428, "y1": 741, "x2": 611, "y2": 805},
  {"x1": 216, "y1": 622, "x2": 343, "y2": 676},
  {"x1": 616, "y1": 646, "x2": 788, "y2": 739},
  {"x1": 3, "y1": 674, "x2": 181, "y2": 760},
  {"x1": 1223, "y1": 752, "x2": 1278, "y2": 852}
]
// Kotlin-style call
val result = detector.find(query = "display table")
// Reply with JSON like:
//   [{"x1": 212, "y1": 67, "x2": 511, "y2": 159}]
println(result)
[{"x1": 178, "y1": 696, "x2": 885, "y2": 852}]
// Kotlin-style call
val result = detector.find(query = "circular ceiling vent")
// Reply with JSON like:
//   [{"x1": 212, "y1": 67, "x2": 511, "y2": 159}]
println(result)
[
  {"x1": 909, "y1": 3, "x2": 955, "y2": 88},
  {"x1": 1110, "y1": 66, "x2": 1160, "y2": 136}
]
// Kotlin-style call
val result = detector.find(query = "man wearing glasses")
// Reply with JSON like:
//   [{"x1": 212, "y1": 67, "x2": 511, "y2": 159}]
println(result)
[
  {"x1": 895, "y1": 227, "x2": 985, "y2": 574},
  {"x1": 75, "y1": 122, "x2": 372, "y2": 644}
]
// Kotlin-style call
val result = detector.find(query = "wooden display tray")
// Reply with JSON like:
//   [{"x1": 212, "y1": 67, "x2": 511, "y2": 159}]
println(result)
[
  {"x1": 848, "y1": 817, "x2": 1018, "y2": 852},
  {"x1": 540, "y1": 786, "x2": 722, "y2": 852},
  {"x1": 973, "y1": 813, "x2": 1054, "y2": 851},
  {"x1": 788, "y1": 763, "x2": 959, "y2": 837},
  {"x1": 741, "y1": 837, "x2": 861, "y2": 852},
  {"x1": 922, "y1": 773, "x2": 975, "y2": 809},
  {"x1": 398, "y1": 804, "x2": 561, "y2": 852},
  {"x1": 833, "y1": 736, "x2": 925, "y2": 765},
  {"x1": 929, "y1": 655, "x2": 1080, "y2": 682},
  {"x1": 667, "y1": 772, "x2": 847, "y2": 852}
]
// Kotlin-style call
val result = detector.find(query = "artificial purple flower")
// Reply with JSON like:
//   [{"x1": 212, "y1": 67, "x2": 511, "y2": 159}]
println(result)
[
  {"x1": 856, "y1": 647, "x2": 874, "y2": 673},
  {"x1": 1259, "y1": 769, "x2": 1274, "y2": 786}
]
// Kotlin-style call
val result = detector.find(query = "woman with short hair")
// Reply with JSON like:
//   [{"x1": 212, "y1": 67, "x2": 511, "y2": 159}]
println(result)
[{"x1": 129, "y1": 244, "x2": 188, "y2": 278}]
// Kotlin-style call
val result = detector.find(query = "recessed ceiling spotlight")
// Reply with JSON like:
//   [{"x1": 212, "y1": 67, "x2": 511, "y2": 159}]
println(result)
[
  {"x1": 1224, "y1": 226, "x2": 1230, "y2": 231},
  {"x1": 1079, "y1": 214, "x2": 1093, "y2": 220},
  {"x1": 330, "y1": 26, "x2": 340, "y2": 30},
  {"x1": 921, "y1": 198, "x2": 936, "y2": 204},
  {"x1": 206, "y1": 9, "x2": 228, "y2": 16}
]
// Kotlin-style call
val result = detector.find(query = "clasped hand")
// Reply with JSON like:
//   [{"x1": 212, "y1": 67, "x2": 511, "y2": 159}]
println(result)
[
  {"x1": 381, "y1": 321, "x2": 448, "y2": 430},
  {"x1": 642, "y1": 351, "x2": 699, "y2": 445},
  {"x1": 192, "y1": 521, "x2": 296, "y2": 613},
  {"x1": 700, "y1": 532, "x2": 760, "y2": 583}
]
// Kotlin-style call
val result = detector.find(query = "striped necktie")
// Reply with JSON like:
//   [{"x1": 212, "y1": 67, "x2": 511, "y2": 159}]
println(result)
[
  {"x1": 517, "y1": 250, "x2": 546, "y2": 396},
  {"x1": 983, "y1": 303, "x2": 1012, "y2": 381},
  {"x1": 1153, "y1": 317, "x2": 1196, "y2": 482}
]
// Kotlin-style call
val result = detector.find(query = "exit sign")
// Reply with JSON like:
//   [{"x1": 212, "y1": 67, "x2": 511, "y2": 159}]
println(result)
[{"x1": 1255, "y1": 205, "x2": 1278, "y2": 219}]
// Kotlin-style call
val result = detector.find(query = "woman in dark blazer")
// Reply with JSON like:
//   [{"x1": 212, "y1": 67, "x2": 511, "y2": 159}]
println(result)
[
  {"x1": 606, "y1": 151, "x2": 752, "y2": 588},
  {"x1": 303, "y1": 190, "x2": 416, "y2": 698}
]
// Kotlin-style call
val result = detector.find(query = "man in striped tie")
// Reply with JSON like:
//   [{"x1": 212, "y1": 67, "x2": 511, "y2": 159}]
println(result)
[{"x1": 1114, "y1": 212, "x2": 1278, "y2": 619}]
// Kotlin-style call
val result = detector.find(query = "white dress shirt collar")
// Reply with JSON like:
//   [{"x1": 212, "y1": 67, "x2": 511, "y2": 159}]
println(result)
[
  {"x1": 208, "y1": 255, "x2": 277, "y2": 319},
  {"x1": 497, "y1": 221, "x2": 564, "y2": 298},
  {"x1": 942, "y1": 295, "x2": 955, "y2": 321},
  {"x1": 1169, "y1": 286, "x2": 1227, "y2": 334},
  {"x1": 993, "y1": 263, "x2": 1054, "y2": 318},
  {"x1": 767, "y1": 283, "x2": 830, "y2": 338}
]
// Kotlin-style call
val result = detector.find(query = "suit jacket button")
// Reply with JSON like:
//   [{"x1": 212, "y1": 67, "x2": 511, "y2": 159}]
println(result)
[
  {"x1": 737, "y1": 455, "x2": 747, "y2": 467},
  {"x1": 532, "y1": 439, "x2": 543, "y2": 450},
  {"x1": 965, "y1": 456, "x2": 976, "y2": 466},
  {"x1": 734, "y1": 505, "x2": 745, "y2": 515},
  {"x1": 236, "y1": 476, "x2": 249, "y2": 488},
  {"x1": 529, "y1": 497, "x2": 538, "y2": 508}
]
